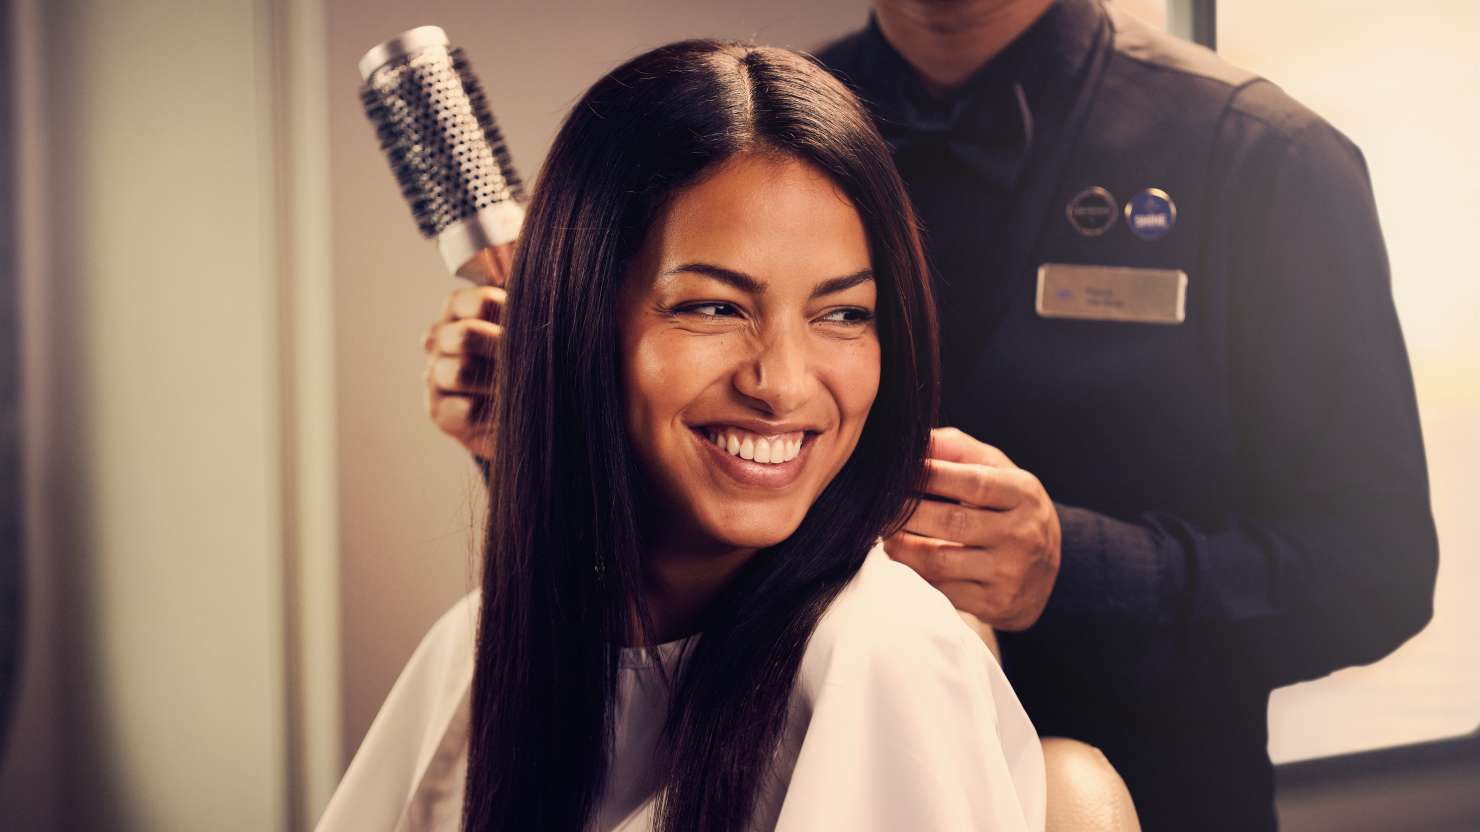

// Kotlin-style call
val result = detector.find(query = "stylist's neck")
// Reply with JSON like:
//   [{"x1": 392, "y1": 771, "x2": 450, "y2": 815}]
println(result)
[
  {"x1": 873, "y1": 0, "x2": 1056, "y2": 97},
  {"x1": 641, "y1": 534, "x2": 757, "y2": 644}
]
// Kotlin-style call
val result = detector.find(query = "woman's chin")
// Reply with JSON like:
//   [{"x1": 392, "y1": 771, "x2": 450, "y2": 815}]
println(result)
[
  {"x1": 719, "y1": 529, "x2": 794, "y2": 550},
  {"x1": 701, "y1": 508, "x2": 808, "y2": 551}
]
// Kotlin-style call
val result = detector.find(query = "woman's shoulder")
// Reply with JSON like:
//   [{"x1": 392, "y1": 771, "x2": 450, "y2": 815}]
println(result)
[
  {"x1": 365, "y1": 589, "x2": 480, "y2": 729},
  {"x1": 775, "y1": 543, "x2": 1046, "y2": 831},
  {"x1": 417, "y1": 591, "x2": 481, "y2": 672},
  {"x1": 799, "y1": 542, "x2": 990, "y2": 692},
  {"x1": 379, "y1": 590, "x2": 481, "y2": 705},
  {"x1": 317, "y1": 591, "x2": 480, "y2": 831}
]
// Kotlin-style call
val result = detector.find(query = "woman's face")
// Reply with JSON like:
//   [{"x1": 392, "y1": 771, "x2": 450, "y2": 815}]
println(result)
[{"x1": 618, "y1": 153, "x2": 881, "y2": 552}]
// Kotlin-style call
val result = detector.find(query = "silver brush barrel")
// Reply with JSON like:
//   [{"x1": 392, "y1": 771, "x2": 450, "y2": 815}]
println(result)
[{"x1": 358, "y1": 25, "x2": 525, "y2": 282}]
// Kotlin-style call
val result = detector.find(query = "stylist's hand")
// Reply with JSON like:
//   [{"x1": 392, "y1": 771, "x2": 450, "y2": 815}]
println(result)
[
  {"x1": 886, "y1": 427, "x2": 1062, "y2": 631},
  {"x1": 420, "y1": 285, "x2": 505, "y2": 460}
]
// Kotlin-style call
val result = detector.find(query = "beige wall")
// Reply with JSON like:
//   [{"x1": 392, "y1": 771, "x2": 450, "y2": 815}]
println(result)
[
  {"x1": 2, "y1": 0, "x2": 340, "y2": 828},
  {"x1": 4, "y1": 0, "x2": 291, "y2": 829}
]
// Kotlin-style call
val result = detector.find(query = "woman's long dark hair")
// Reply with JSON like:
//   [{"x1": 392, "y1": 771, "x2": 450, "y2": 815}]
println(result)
[{"x1": 463, "y1": 41, "x2": 939, "y2": 832}]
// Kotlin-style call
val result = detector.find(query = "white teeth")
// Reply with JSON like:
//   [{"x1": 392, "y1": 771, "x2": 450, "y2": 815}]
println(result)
[{"x1": 704, "y1": 428, "x2": 807, "y2": 465}]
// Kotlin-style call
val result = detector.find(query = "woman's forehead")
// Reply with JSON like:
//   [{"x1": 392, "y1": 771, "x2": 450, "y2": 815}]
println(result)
[{"x1": 636, "y1": 153, "x2": 871, "y2": 295}]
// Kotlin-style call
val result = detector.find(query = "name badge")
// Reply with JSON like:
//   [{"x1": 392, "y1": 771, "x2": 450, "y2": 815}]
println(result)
[{"x1": 1035, "y1": 263, "x2": 1187, "y2": 325}]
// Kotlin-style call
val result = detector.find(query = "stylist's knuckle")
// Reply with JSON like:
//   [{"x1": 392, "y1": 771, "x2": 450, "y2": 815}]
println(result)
[
  {"x1": 445, "y1": 400, "x2": 471, "y2": 432},
  {"x1": 435, "y1": 357, "x2": 461, "y2": 389},
  {"x1": 979, "y1": 592, "x2": 1006, "y2": 621},
  {"x1": 433, "y1": 324, "x2": 461, "y2": 355},
  {"x1": 944, "y1": 505, "x2": 971, "y2": 541},
  {"x1": 1033, "y1": 521, "x2": 1053, "y2": 554},
  {"x1": 1001, "y1": 520, "x2": 1027, "y2": 551},
  {"x1": 448, "y1": 324, "x2": 471, "y2": 354},
  {"x1": 452, "y1": 289, "x2": 480, "y2": 320},
  {"x1": 1027, "y1": 471, "x2": 1046, "y2": 497},
  {"x1": 994, "y1": 556, "x2": 1020, "y2": 584},
  {"x1": 970, "y1": 467, "x2": 994, "y2": 505},
  {"x1": 926, "y1": 547, "x2": 955, "y2": 580},
  {"x1": 1018, "y1": 470, "x2": 1041, "y2": 503}
]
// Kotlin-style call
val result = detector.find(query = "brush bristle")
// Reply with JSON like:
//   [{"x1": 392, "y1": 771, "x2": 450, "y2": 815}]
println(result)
[{"x1": 360, "y1": 45, "x2": 525, "y2": 238}]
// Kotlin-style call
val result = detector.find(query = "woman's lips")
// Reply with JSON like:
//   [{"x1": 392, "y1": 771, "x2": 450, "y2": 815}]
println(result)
[{"x1": 690, "y1": 427, "x2": 814, "y2": 489}]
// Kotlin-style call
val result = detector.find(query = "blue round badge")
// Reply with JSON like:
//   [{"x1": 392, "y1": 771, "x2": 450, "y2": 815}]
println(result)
[{"x1": 1125, "y1": 188, "x2": 1177, "y2": 241}]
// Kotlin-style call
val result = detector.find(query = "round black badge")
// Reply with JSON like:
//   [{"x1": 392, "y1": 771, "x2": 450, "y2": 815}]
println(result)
[{"x1": 1066, "y1": 186, "x2": 1118, "y2": 237}]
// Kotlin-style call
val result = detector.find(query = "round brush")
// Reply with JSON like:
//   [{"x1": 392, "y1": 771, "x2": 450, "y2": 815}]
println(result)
[{"x1": 358, "y1": 25, "x2": 525, "y2": 285}]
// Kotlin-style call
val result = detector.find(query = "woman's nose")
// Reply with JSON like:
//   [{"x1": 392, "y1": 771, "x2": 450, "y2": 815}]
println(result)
[{"x1": 733, "y1": 326, "x2": 813, "y2": 416}]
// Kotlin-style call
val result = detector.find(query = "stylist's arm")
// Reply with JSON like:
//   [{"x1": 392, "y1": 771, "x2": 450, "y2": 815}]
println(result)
[
  {"x1": 887, "y1": 427, "x2": 1062, "y2": 631},
  {"x1": 420, "y1": 284, "x2": 505, "y2": 461}
]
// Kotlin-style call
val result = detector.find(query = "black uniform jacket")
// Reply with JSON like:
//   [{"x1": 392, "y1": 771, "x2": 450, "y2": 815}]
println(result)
[{"x1": 817, "y1": 2, "x2": 1439, "y2": 829}]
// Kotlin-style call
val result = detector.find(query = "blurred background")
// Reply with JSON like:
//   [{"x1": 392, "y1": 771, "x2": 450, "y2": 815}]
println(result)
[{"x1": 1, "y1": 0, "x2": 1475, "y2": 829}]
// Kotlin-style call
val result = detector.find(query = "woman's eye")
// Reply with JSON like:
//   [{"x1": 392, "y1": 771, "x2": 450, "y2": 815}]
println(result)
[
  {"x1": 680, "y1": 302, "x2": 741, "y2": 319},
  {"x1": 819, "y1": 307, "x2": 875, "y2": 325}
]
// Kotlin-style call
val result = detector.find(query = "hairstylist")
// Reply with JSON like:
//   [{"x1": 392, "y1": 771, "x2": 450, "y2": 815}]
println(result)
[{"x1": 421, "y1": 2, "x2": 1438, "y2": 829}]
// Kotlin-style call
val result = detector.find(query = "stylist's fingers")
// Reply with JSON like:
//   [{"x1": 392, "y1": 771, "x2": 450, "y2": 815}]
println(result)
[
  {"x1": 424, "y1": 388, "x2": 495, "y2": 460},
  {"x1": 424, "y1": 318, "x2": 503, "y2": 358},
  {"x1": 438, "y1": 284, "x2": 507, "y2": 325},
  {"x1": 928, "y1": 426, "x2": 1015, "y2": 468},
  {"x1": 884, "y1": 531, "x2": 993, "y2": 584},
  {"x1": 423, "y1": 285, "x2": 503, "y2": 459},
  {"x1": 426, "y1": 353, "x2": 496, "y2": 395},
  {"x1": 923, "y1": 459, "x2": 1036, "y2": 509},
  {"x1": 903, "y1": 498, "x2": 1018, "y2": 549}
]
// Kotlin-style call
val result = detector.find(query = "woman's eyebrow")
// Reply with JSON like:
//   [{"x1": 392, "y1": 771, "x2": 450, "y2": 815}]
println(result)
[
  {"x1": 661, "y1": 263, "x2": 766, "y2": 294},
  {"x1": 809, "y1": 268, "x2": 874, "y2": 300},
  {"x1": 659, "y1": 264, "x2": 874, "y2": 299}
]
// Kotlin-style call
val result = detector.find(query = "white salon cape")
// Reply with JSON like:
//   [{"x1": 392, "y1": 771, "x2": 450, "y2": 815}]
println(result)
[{"x1": 317, "y1": 543, "x2": 1046, "y2": 831}]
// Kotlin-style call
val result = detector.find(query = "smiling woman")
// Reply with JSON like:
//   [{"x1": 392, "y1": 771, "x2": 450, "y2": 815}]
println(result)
[
  {"x1": 619, "y1": 154, "x2": 884, "y2": 621},
  {"x1": 319, "y1": 40, "x2": 1044, "y2": 832}
]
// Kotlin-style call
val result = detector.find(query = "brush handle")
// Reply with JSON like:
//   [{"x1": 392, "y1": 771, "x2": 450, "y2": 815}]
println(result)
[{"x1": 455, "y1": 242, "x2": 517, "y2": 287}]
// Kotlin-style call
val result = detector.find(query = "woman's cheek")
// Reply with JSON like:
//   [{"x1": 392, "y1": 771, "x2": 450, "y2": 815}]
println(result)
[
  {"x1": 625, "y1": 329, "x2": 736, "y2": 429},
  {"x1": 828, "y1": 335, "x2": 882, "y2": 425},
  {"x1": 641, "y1": 331, "x2": 735, "y2": 391}
]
